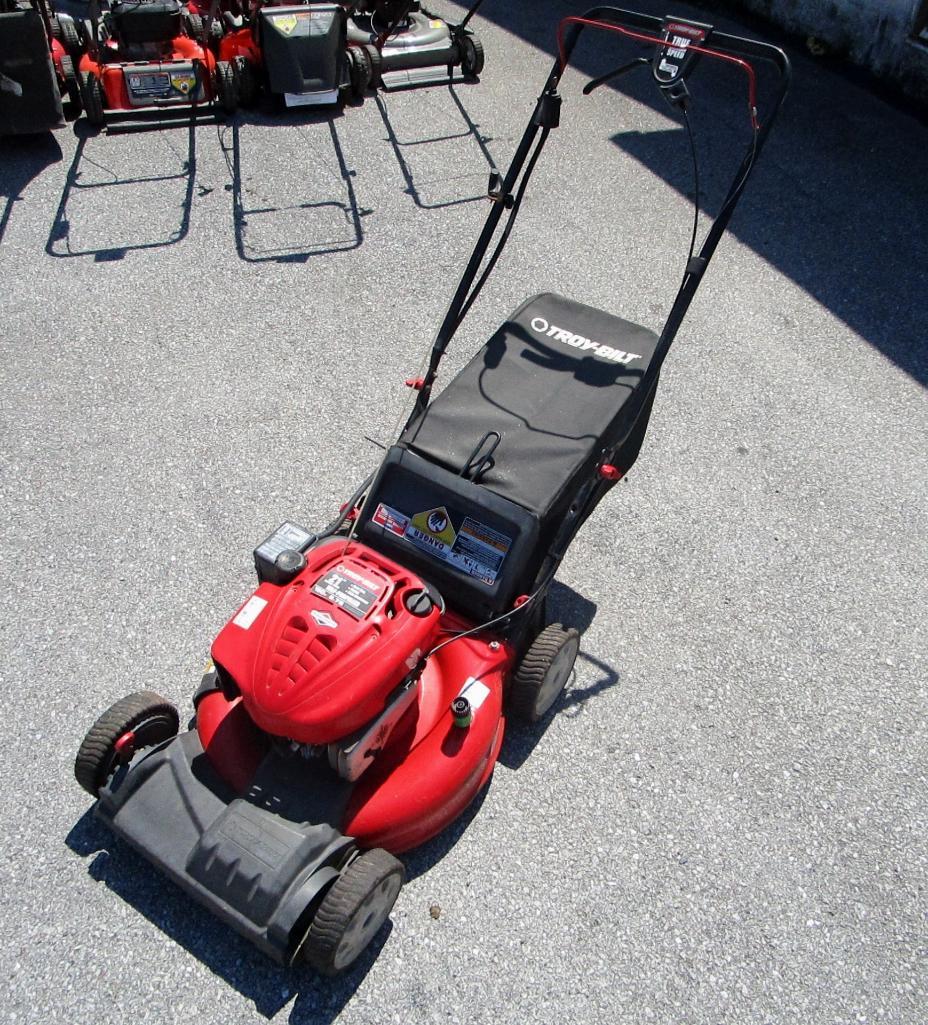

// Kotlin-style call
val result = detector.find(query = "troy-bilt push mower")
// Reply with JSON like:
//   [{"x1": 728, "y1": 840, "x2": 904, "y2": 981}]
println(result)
[
  {"x1": 0, "y1": 0, "x2": 82, "y2": 134},
  {"x1": 346, "y1": 0, "x2": 486, "y2": 90},
  {"x1": 217, "y1": 1, "x2": 372, "y2": 109},
  {"x1": 74, "y1": 7, "x2": 788, "y2": 975},
  {"x1": 77, "y1": 0, "x2": 238, "y2": 127}
]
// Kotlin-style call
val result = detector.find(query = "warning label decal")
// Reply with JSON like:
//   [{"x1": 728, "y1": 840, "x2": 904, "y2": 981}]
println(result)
[
  {"x1": 372, "y1": 501, "x2": 512, "y2": 586},
  {"x1": 408, "y1": 506, "x2": 457, "y2": 551},
  {"x1": 373, "y1": 503, "x2": 409, "y2": 538},
  {"x1": 312, "y1": 565, "x2": 382, "y2": 619},
  {"x1": 451, "y1": 517, "x2": 511, "y2": 584}
]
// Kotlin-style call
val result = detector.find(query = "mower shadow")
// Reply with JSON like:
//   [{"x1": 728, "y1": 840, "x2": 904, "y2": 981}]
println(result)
[
  {"x1": 65, "y1": 810, "x2": 387, "y2": 1022},
  {"x1": 45, "y1": 119, "x2": 198, "y2": 260},
  {"x1": 220, "y1": 109, "x2": 369, "y2": 263},
  {"x1": 0, "y1": 132, "x2": 63, "y2": 245},
  {"x1": 375, "y1": 80, "x2": 497, "y2": 210}
]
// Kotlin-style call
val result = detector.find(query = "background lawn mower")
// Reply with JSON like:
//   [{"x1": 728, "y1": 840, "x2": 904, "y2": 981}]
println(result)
[
  {"x1": 74, "y1": 6, "x2": 789, "y2": 975},
  {"x1": 217, "y1": 1, "x2": 372, "y2": 110},
  {"x1": 77, "y1": 0, "x2": 239, "y2": 128},
  {"x1": 0, "y1": 0, "x2": 83, "y2": 134},
  {"x1": 346, "y1": 0, "x2": 486, "y2": 90}
]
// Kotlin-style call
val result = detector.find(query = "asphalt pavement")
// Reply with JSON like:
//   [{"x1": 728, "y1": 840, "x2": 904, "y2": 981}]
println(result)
[{"x1": 1, "y1": 2, "x2": 925, "y2": 1023}]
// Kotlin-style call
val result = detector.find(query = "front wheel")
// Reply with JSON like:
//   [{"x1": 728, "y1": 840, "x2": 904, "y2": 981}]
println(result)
[
  {"x1": 301, "y1": 849, "x2": 404, "y2": 975},
  {"x1": 74, "y1": 691, "x2": 180, "y2": 797}
]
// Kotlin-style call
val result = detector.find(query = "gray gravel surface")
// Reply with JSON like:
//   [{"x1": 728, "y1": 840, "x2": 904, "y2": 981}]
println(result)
[{"x1": 1, "y1": 2, "x2": 926, "y2": 1023}]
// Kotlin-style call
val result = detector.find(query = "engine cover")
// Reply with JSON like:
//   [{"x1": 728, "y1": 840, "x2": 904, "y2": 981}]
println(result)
[{"x1": 212, "y1": 539, "x2": 442, "y2": 745}]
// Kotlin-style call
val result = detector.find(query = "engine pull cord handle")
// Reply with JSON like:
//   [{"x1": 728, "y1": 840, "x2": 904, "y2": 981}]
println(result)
[{"x1": 557, "y1": 16, "x2": 760, "y2": 130}]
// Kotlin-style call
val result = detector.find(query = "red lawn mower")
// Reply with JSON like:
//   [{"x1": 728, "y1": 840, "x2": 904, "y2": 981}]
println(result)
[
  {"x1": 74, "y1": 7, "x2": 789, "y2": 975},
  {"x1": 77, "y1": 0, "x2": 239, "y2": 127},
  {"x1": 0, "y1": 0, "x2": 83, "y2": 134}
]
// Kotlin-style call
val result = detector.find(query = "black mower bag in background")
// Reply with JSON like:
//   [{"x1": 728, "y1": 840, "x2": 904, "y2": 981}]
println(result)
[
  {"x1": 259, "y1": 3, "x2": 346, "y2": 102},
  {"x1": 0, "y1": 9, "x2": 64, "y2": 134}
]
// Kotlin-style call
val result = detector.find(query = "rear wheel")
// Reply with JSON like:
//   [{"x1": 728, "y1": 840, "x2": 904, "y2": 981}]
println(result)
[
  {"x1": 74, "y1": 691, "x2": 180, "y2": 797},
  {"x1": 364, "y1": 43, "x2": 382, "y2": 89},
  {"x1": 460, "y1": 33, "x2": 484, "y2": 79},
  {"x1": 347, "y1": 45, "x2": 372, "y2": 99},
  {"x1": 233, "y1": 56, "x2": 257, "y2": 107},
  {"x1": 183, "y1": 10, "x2": 204, "y2": 41},
  {"x1": 215, "y1": 59, "x2": 238, "y2": 113},
  {"x1": 59, "y1": 55, "x2": 82, "y2": 116},
  {"x1": 79, "y1": 70, "x2": 105, "y2": 127},
  {"x1": 302, "y1": 849, "x2": 404, "y2": 975},
  {"x1": 52, "y1": 16, "x2": 82, "y2": 58},
  {"x1": 508, "y1": 623, "x2": 580, "y2": 723}
]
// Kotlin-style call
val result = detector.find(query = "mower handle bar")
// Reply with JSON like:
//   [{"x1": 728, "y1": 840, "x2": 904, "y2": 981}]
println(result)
[
  {"x1": 556, "y1": 7, "x2": 790, "y2": 80},
  {"x1": 406, "y1": 6, "x2": 791, "y2": 426}
]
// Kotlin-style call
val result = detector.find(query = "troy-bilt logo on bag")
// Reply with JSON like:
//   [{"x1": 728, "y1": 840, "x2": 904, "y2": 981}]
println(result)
[
  {"x1": 653, "y1": 18, "x2": 711, "y2": 84},
  {"x1": 529, "y1": 316, "x2": 641, "y2": 365}
]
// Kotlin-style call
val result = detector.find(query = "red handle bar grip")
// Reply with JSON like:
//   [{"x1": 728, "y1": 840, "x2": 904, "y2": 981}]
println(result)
[{"x1": 556, "y1": 15, "x2": 760, "y2": 129}]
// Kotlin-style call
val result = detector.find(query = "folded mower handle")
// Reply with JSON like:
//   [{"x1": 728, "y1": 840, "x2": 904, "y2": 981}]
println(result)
[{"x1": 406, "y1": 7, "x2": 790, "y2": 428}]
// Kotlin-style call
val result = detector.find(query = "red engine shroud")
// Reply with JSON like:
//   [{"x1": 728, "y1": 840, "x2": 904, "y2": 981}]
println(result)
[
  {"x1": 199, "y1": 614, "x2": 513, "y2": 853},
  {"x1": 211, "y1": 541, "x2": 442, "y2": 745}
]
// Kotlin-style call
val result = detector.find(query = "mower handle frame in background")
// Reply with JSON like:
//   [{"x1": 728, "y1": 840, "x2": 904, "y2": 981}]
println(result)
[{"x1": 405, "y1": 5, "x2": 791, "y2": 426}]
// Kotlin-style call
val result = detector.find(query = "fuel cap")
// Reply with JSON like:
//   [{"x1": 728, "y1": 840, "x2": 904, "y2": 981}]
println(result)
[{"x1": 275, "y1": 549, "x2": 306, "y2": 576}]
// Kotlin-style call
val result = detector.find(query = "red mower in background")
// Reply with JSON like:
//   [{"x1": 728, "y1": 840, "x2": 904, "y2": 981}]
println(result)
[
  {"x1": 74, "y1": 7, "x2": 789, "y2": 976},
  {"x1": 0, "y1": 0, "x2": 83, "y2": 134},
  {"x1": 77, "y1": 0, "x2": 239, "y2": 127}
]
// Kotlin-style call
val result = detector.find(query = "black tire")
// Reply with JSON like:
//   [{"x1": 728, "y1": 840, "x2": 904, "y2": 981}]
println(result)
[
  {"x1": 183, "y1": 10, "x2": 204, "y2": 41},
  {"x1": 347, "y1": 45, "x2": 372, "y2": 99},
  {"x1": 364, "y1": 43, "x2": 382, "y2": 89},
  {"x1": 74, "y1": 691, "x2": 179, "y2": 797},
  {"x1": 460, "y1": 33, "x2": 484, "y2": 79},
  {"x1": 59, "y1": 55, "x2": 82, "y2": 116},
  {"x1": 508, "y1": 623, "x2": 580, "y2": 723},
  {"x1": 79, "y1": 70, "x2": 105, "y2": 127},
  {"x1": 233, "y1": 56, "x2": 257, "y2": 107},
  {"x1": 302, "y1": 849, "x2": 404, "y2": 975},
  {"x1": 215, "y1": 59, "x2": 238, "y2": 113},
  {"x1": 52, "y1": 15, "x2": 82, "y2": 58}
]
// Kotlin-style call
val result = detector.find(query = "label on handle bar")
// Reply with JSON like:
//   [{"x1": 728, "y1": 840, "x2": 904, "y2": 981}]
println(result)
[{"x1": 652, "y1": 17, "x2": 712, "y2": 86}]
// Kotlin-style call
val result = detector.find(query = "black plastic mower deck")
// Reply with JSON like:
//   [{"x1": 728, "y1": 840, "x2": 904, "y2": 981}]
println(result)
[{"x1": 96, "y1": 731, "x2": 353, "y2": 964}]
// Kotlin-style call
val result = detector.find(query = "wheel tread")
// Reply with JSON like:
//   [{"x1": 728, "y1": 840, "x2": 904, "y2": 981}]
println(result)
[
  {"x1": 74, "y1": 691, "x2": 179, "y2": 796},
  {"x1": 508, "y1": 623, "x2": 579, "y2": 723},
  {"x1": 303, "y1": 848, "x2": 404, "y2": 975}
]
